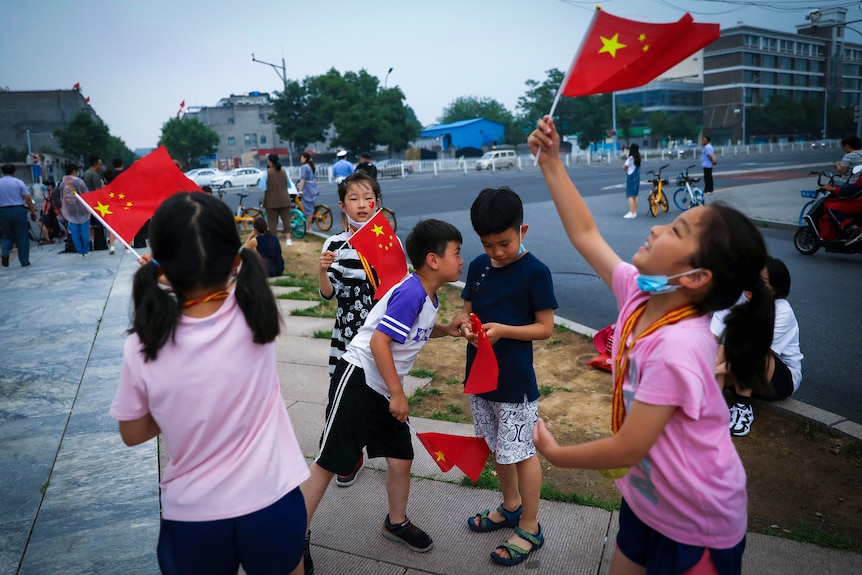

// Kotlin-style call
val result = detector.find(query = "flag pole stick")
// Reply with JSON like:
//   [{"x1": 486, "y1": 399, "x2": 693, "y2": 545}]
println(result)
[
  {"x1": 534, "y1": 6, "x2": 602, "y2": 164},
  {"x1": 72, "y1": 193, "x2": 142, "y2": 260}
]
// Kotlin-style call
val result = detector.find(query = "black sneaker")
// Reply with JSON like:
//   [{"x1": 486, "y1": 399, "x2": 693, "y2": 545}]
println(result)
[
  {"x1": 1, "y1": 255, "x2": 8, "y2": 267},
  {"x1": 335, "y1": 454, "x2": 364, "y2": 487},
  {"x1": 303, "y1": 531, "x2": 314, "y2": 575},
  {"x1": 382, "y1": 515, "x2": 434, "y2": 552}
]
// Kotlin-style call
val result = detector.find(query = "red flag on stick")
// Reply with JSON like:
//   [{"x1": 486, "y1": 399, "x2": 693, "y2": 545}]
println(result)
[
  {"x1": 463, "y1": 313, "x2": 499, "y2": 395},
  {"x1": 72, "y1": 82, "x2": 80, "y2": 90},
  {"x1": 78, "y1": 146, "x2": 201, "y2": 244},
  {"x1": 348, "y1": 210, "x2": 408, "y2": 299},
  {"x1": 560, "y1": 9, "x2": 720, "y2": 98},
  {"x1": 178, "y1": 100, "x2": 186, "y2": 117},
  {"x1": 416, "y1": 432, "x2": 491, "y2": 482}
]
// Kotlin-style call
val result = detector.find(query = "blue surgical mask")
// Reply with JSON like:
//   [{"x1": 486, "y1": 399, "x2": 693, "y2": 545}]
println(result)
[
  {"x1": 517, "y1": 225, "x2": 526, "y2": 256},
  {"x1": 517, "y1": 243, "x2": 526, "y2": 256},
  {"x1": 636, "y1": 268, "x2": 702, "y2": 293}
]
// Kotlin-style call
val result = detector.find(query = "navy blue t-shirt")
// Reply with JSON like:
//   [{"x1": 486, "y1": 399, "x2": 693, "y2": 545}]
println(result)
[
  {"x1": 255, "y1": 233, "x2": 284, "y2": 277},
  {"x1": 461, "y1": 252, "x2": 557, "y2": 403}
]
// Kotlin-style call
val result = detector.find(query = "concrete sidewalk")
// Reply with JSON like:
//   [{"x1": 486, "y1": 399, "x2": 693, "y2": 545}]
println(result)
[{"x1": 1, "y1": 177, "x2": 861, "y2": 574}]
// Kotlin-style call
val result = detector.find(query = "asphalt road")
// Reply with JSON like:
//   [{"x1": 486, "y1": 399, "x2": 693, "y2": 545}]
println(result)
[{"x1": 220, "y1": 147, "x2": 862, "y2": 422}]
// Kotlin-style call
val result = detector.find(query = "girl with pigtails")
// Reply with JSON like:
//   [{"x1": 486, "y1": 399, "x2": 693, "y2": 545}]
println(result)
[{"x1": 111, "y1": 192, "x2": 309, "y2": 575}]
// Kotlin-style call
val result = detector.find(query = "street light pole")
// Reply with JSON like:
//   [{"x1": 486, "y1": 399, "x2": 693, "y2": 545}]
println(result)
[
  {"x1": 384, "y1": 67, "x2": 393, "y2": 89},
  {"x1": 251, "y1": 53, "x2": 293, "y2": 167},
  {"x1": 741, "y1": 86, "x2": 746, "y2": 146}
]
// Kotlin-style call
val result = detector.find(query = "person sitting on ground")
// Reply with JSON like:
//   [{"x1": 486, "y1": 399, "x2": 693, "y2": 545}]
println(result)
[
  {"x1": 243, "y1": 217, "x2": 284, "y2": 277},
  {"x1": 711, "y1": 257, "x2": 803, "y2": 437},
  {"x1": 832, "y1": 136, "x2": 862, "y2": 178}
]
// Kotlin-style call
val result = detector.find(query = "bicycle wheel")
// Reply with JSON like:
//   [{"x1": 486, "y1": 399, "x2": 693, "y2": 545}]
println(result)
[
  {"x1": 648, "y1": 192, "x2": 659, "y2": 217},
  {"x1": 673, "y1": 188, "x2": 692, "y2": 211},
  {"x1": 693, "y1": 189, "x2": 705, "y2": 206},
  {"x1": 382, "y1": 207, "x2": 397, "y2": 233},
  {"x1": 239, "y1": 208, "x2": 262, "y2": 232},
  {"x1": 314, "y1": 205, "x2": 333, "y2": 232},
  {"x1": 658, "y1": 190, "x2": 669, "y2": 212},
  {"x1": 290, "y1": 208, "x2": 307, "y2": 239}
]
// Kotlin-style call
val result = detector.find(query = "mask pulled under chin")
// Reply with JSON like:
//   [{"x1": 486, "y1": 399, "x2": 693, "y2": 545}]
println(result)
[{"x1": 636, "y1": 268, "x2": 702, "y2": 294}]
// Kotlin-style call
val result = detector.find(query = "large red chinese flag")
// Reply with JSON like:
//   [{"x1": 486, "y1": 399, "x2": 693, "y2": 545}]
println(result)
[
  {"x1": 463, "y1": 313, "x2": 499, "y2": 395},
  {"x1": 416, "y1": 432, "x2": 491, "y2": 482},
  {"x1": 80, "y1": 146, "x2": 201, "y2": 243},
  {"x1": 561, "y1": 9, "x2": 720, "y2": 97},
  {"x1": 348, "y1": 210, "x2": 408, "y2": 299}
]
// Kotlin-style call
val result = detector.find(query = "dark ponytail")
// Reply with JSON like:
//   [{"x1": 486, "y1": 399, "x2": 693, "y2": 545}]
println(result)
[
  {"x1": 234, "y1": 247, "x2": 280, "y2": 343},
  {"x1": 302, "y1": 152, "x2": 316, "y2": 174},
  {"x1": 693, "y1": 204, "x2": 774, "y2": 392},
  {"x1": 268, "y1": 153, "x2": 282, "y2": 171},
  {"x1": 629, "y1": 143, "x2": 641, "y2": 168},
  {"x1": 130, "y1": 261, "x2": 182, "y2": 362}
]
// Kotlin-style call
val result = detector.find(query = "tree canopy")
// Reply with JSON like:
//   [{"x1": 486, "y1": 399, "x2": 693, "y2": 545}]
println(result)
[
  {"x1": 270, "y1": 68, "x2": 421, "y2": 155},
  {"x1": 158, "y1": 116, "x2": 220, "y2": 169},
  {"x1": 52, "y1": 111, "x2": 137, "y2": 166}
]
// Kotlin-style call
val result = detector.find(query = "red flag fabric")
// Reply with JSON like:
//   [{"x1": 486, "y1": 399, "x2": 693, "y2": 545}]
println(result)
[
  {"x1": 416, "y1": 432, "x2": 491, "y2": 482},
  {"x1": 348, "y1": 210, "x2": 408, "y2": 299},
  {"x1": 85, "y1": 96, "x2": 90, "y2": 104},
  {"x1": 463, "y1": 313, "x2": 499, "y2": 395},
  {"x1": 72, "y1": 82, "x2": 80, "y2": 90},
  {"x1": 79, "y1": 146, "x2": 201, "y2": 243},
  {"x1": 561, "y1": 9, "x2": 720, "y2": 97},
  {"x1": 178, "y1": 100, "x2": 186, "y2": 117}
]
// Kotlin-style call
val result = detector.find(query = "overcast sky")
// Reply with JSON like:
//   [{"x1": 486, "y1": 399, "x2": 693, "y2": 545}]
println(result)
[{"x1": 3, "y1": 0, "x2": 854, "y2": 150}]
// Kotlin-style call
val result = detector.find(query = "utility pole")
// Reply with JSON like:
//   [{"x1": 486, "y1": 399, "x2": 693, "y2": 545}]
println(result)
[{"x1": 251, "y1": 53, "x2": 293, "y2": 167}]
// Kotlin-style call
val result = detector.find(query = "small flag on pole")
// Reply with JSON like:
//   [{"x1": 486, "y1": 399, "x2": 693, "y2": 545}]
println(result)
[
  {"x1": 177, "y1": 100, "x2": 186, "y2": 118},
  {"x1": 416, "y1": 432, "x2": 491, "y2": 482},
  {"x1": 348, "y1": 210, "x2": 408, "y2": 299},
  {"x1": 463, "y1": 313, "x2": 499, "y2": 395},
  {"x1": 72, "y1": 82, "x2": 80, "y2": 90},
  {"x1": 560, "y1": 9, "x2": 720, "y2": 98},
  {"x1": 85, "y1": 96, "x2": 90, "y2": 104},
  {"x1": 78, "y1": 146, "x2": 201, "y2": 244}
]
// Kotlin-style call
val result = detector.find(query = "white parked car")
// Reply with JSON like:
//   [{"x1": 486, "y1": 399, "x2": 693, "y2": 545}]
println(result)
[
  {"x1": 184, "y1": 168, "x2": 223, "y2": 187},
  {"x1": 211, "y1": 167, "x2": 264, "y2": 189}
]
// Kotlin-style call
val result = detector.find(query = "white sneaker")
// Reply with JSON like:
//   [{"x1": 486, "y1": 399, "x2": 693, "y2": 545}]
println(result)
[
  {"x1": 730, "y1": 403, "x2": 754, "y2": 437},
  {"x1": 285, "y1": 238, "x2": 293, "y2": 246},
  {"x1": 623, "y1": 212, "x2": 637, "y2": 219},
  {"x1": 109, "y1": 246, "x2": 115, "y2": 255}
]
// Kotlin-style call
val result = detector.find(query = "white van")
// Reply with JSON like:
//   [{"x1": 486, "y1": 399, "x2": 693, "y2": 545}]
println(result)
[{"x1": 476, "y1": 149, "x2": 517, "y2": 171}]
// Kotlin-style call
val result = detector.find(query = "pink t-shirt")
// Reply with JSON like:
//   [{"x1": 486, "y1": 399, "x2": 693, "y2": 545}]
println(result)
[
  {"x1": 612, "y1": 263, "x2": 747, "y2": 549},
  {"x1": 110, "y1": 292, "x2": 310, "y2": 521}
]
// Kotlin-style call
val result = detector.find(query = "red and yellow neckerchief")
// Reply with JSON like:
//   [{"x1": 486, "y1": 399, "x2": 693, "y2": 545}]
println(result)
[
  {"x1": 183, "y1": 290, "x2": 230, "y2": 309},
  {"x1": 611, "y1": 302, "x2": 700, "y2": 433},
  {"x1": 350, "y1": 225, "x2": 380, "y2": 293}
]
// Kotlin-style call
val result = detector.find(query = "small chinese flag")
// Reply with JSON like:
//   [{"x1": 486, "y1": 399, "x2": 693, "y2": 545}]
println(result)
[
  {"x1": 72, "y1": 82, "x2": 80, "y2": 90},
  {"x1": 561, "y1": 9, "x2": 719, "y2": 97},
  {"x1": 79, "y1": 146, "x2": 201, "y2": 243},
  {"x1": 85, "y1": 96, "x2": 90, "y2": 104},
  {"x1": 463, "y1": 313, "x2": 499, "y2": 395},
  {"x1": 416, "y1": 432, "x2": 491, "y2": 482},
  {"x1": 178, "y1": 100, "x2": 186, "y2": 117},
  {"x1": 348, "y1": 210, "x2": 408, "y2": 299}
]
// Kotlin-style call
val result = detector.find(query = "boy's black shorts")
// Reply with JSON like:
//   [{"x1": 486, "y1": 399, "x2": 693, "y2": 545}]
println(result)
[{"x1": 316, "y1": 360, "x2": 413, "y2": 476}]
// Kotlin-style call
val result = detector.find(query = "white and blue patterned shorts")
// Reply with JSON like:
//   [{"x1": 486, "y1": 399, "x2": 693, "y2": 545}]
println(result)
[{"x1": 469, "y1": 395, "x2": 539, "y2": 465}]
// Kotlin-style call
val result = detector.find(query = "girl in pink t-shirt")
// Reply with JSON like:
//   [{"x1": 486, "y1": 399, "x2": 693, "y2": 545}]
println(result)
[
  {"x1": 111, "y1": 192, "x2": 309, "y2": 575},
  {"x1": 528, "y1": 118, "x2": 775, "y2": 575}
]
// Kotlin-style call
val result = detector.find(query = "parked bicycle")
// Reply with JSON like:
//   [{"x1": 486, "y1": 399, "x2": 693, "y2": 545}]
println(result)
[
  {"x1": 672, "y1": 165, "x2": 706, "y2": 211},
  {"x1": 217, "y1": 189, "x2": 261, "y2": 232},
  {"x1": 646, "y1": 164, "x2": 670, "y2": 217},
  {"x1": 292, "y1": 193, "x2": 333, "y2": 233}
]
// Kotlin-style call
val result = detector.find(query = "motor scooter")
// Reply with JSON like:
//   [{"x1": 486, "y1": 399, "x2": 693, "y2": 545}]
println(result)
[{"x1": 794, "y1": 166, "x2": 862, "y2": 255}]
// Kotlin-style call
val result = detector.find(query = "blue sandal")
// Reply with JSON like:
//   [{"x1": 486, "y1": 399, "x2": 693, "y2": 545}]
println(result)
[
  {"x1": 467, "y1": 504, "x2": 523, "y2": 533},
  {"x1": 490, "y1": 524, "x2": 544, "y2": 566}
]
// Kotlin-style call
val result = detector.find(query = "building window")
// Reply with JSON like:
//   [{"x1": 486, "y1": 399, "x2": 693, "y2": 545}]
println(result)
[
  {"x1": 228, "y1": 118, "x2": 235, "y2": 125},
  {"x1": 762, "y1": 54, "x2": 776, "y2": 69},
  {"x1": 744, "y1": 52, "x2": 759, "y2": 67},
  {"x1": 794, "y1": 59, "x2": 808, "y2": 72},
  {"x1": 228, "y1": 137, "x2": 235, "y2": 145},
  {"x1": 811, "y1": 60, "x2": 823, "y2": 73},
  {"x1": 779, "y1": 57, "x2": 792, "y2": 70},
  {"x1": 259, "y1": 114, "x2": 267, "y2": 124},
  {"x1": 260, "y1": 135, "x2": 267, "y2": 144}
]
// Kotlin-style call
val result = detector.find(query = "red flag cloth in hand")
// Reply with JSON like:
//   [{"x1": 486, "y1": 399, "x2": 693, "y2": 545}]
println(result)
[
  {"x1": 80, "y1": 146, "x2": 201, "y2": 244},
  {"x1": 561, "y1": 9, "x2": 720, "y2": 97},
  {"x1": 416, "y1": 432, "x2": 491, "y2": 482},
  {"x1": 348, "y1": 210, "x2": 408, "y2": 299},
  {"x1": 463, "y1": 313, "x2": 499, "y2": 395}
]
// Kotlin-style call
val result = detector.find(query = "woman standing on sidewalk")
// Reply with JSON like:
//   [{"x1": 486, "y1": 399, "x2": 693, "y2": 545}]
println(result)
[
  {"x1": 622, "y1": 144, "x2": 641, "y2": 219},
  {"x1": 111, "y1": 192, "x2": 309, "y2": 575}
]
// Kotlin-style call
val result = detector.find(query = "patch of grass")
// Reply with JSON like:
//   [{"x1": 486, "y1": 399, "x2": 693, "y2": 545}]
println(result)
[
  {"x1": 460, "y1": 463, "x2": 499, "y2": 489},
  {"x1": 780, "y1": 520, "x2": 862, "y2": 552},
  {"x1": 545, "y1": 338, "x2": 563, "y2": 347},
  {"x1": 409, "y1": 367, "x2": 437, "y2": 379},
  {"x1": 292, "y1": 306, "x2": 336, "y2": 318},
  {"x1": 271, "y1": 271, "x2": 338, "y2": 318},
  {"x1": 446, "y1": 378, "x2": 462, "y2": 386},
  {"x1": 429, "y1": 410, "x2": 470, "y2": 423},
  {"x1": 446, "y1": 403, "x2": 463, "y2": 415},
  {"x1": 797, "y1": 422, "x2": 821, "y2": 442},
  {"x1": 539, "y1": 384, "x2": 556, "y2": 396},
  {"x1": 40, "y1": 481, "x2": 49, "y2": 495},
  {"x1": 409, "y1": 387, "x2": 442, "y2": 406},
  {"x1": 539, "y1": 483, "x2": 620, "y2": 512},
  {"x1": 554, "y1": 323, "x2": 573, "y2": 333},
  {"x1": 844, "y1": 441, "x2": 862, "y2": 460},
  {"x1": 312, "y1": 330, "x2": 332, "y2": 339}
]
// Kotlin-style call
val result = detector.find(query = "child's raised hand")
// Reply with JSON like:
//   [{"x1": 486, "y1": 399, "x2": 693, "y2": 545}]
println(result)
[
  {"x1": 532, "y1": 418, "x2": 560, "y2": 457},
  {"x1": 527, "y1": 115, "x2": 560, "y2": 163},
  {"x1": 319, "y1": 250, "x2": 337, "y2": 273}
]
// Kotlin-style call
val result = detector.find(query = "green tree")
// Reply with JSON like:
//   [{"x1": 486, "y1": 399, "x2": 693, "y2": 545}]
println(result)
[
  {"x1": 440, "y1": 96, "x2": 517, "y2": 146},
  {"x1": 158, "y1": 116, "x2": 220, "y2": 170},
  {"x1": 103, "y1": 135, "x2": 137, "y2": 168},
  {"x1": 53, "y1": 111, "x2": 110, "y2": 162},
  {"x1": 616, "y1": 103, "x2": 643, "y2": 145}
]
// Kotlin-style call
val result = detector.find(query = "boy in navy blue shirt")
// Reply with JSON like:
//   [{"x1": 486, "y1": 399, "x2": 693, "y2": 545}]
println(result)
[{"x1": 461, "y1": 187, "x2": 557, "y2": 566}]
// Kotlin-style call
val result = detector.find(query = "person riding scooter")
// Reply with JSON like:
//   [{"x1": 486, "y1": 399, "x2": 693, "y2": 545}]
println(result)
[{"x1": 817, "y1": 165, "x2": 862, "y2": 245}]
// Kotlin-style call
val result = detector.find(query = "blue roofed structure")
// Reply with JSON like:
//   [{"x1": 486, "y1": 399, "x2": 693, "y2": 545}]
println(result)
[{"x1": 420, "y1": 118, "x2": 504, "y2": 152}]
